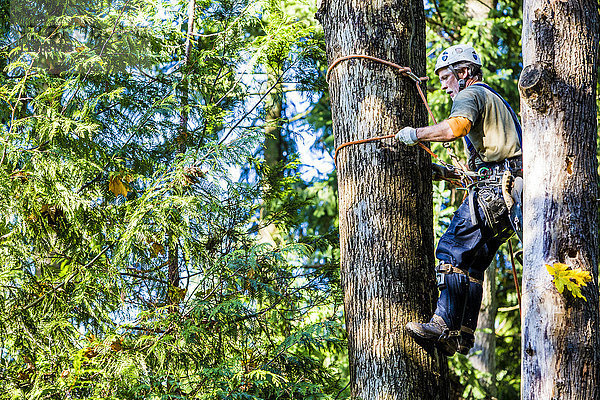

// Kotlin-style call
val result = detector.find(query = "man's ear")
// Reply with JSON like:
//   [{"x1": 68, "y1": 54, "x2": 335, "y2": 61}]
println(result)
[{"x1": 458, "y1": 67, "x2": 470, "y2": 80}]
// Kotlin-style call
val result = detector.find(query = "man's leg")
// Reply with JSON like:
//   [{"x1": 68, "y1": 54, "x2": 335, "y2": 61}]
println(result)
[
  {"x1": 406, "y1": 198, "x2": 488, "y2": 356},
  {"x1": 458, "y1": 226, "x2": 514, "y2": 354},
  {"x1": 406, "y1": 183, "x2": 519, "y2": 356},
  {"x1": 406, "y1": 265, "x2": 470, "y2": 355}
]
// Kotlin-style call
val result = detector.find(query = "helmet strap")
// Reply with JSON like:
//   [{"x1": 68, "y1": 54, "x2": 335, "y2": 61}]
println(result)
[{"x1": 449, "y1": 65, "x2": 468, "y2": 91}]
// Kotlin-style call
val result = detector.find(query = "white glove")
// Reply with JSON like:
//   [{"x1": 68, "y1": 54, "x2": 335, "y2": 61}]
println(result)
[{"x1": 395, "y1": 127, "x2": 419, "y2": 145}]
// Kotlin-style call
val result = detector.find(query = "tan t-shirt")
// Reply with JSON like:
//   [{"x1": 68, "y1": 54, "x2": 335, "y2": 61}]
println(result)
[{"x1": 449, "y1": 84, "x2": 522, "y2": 163}]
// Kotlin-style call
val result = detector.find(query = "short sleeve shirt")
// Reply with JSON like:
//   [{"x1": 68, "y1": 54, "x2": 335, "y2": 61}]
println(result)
[{"x1": 449, "y1": 84, "x2": 522, "y2": 163}]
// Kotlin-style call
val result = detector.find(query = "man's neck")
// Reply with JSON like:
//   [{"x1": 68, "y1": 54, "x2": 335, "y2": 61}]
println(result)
[{"x1": 465, "y1": 78, "x2": 481, "y2": 88}]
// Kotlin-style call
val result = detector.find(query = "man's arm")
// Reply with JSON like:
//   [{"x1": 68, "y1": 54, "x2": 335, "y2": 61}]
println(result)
[
  {"x1": 396, "y1": 117, "x2": 471, "y2": 145},
  {"x1": 415, "y1": 121, "x2": 455, "y2": 142}
]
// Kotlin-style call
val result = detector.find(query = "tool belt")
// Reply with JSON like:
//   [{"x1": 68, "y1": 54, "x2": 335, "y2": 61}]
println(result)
[
  {"x1": 468, "y1": 157, "x2": 522, "y2": 232},
  {"x1": 471, "y1": 156, "x2": 522, "y2": 177},
  {"x1": 436, "y1": 263, "x2": 483, "y2": 285},
  {"x1": 476, "y1": 157, "x2": 522, "y2": 182}
]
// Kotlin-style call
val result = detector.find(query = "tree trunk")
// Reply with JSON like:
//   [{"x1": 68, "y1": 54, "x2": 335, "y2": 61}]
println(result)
[
  {"x1": 178, "y1": 0, "x2": 196, "y2": 150},
  {"x1": 264, "y1": 72, "x2": 284, "y2": 167},
  {"x1": 258, "y1": 69, "x2": 283, "y2": 246},
  {"x1": 168, "y1": 0, "x2": 196, "y2": 313},
  {"x1": 316, "y1": 1, "x2": 449, "y2": 399},
  {"x1": 465, "y1": 0, "x2": 494, "y2": 20},
  {"x1": 519, "y1": 1, "x2": 600, "y2": 398}
]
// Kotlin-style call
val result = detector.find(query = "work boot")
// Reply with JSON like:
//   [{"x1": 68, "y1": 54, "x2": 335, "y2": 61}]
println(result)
[
  {"x1": 433, "y1": 268, "x2": 470, "y2": 356},
  {"x1": 406, "y1": 314, "x2": 446, "y2": 341},
  {"x1": 406, "y1": 314, "x2": 458, "y2": 356}
]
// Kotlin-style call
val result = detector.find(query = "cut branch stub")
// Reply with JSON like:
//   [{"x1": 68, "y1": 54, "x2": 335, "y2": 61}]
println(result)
[{"x1": 519, "y1": 63, "x2": 552, "y2": 114}]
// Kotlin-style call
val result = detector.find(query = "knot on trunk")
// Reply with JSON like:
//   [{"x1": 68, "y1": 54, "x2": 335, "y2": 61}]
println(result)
[
  {"x1": 315, "y1": 0, "x2": 329, "y2": 22},
  {"x1": 519, "y1": 63, "x2": 553, "y2": 114}
]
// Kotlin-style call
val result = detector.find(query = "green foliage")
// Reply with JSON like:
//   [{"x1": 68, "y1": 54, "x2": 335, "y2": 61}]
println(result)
[
  {"x1": 0, "y1": 0, "x2": 346, "y2": 398},
  {"x1": 449, "y1": 354, "x2": 494, "y2": 399}
]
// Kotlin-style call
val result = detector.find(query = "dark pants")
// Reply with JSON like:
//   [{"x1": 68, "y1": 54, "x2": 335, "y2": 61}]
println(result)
[{"x1": 434, "y1": 183, "x2": 514, "y2": 330}]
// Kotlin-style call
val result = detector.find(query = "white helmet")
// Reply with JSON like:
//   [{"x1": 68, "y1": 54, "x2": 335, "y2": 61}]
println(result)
[{"x1": 434, "y1": 44, "x2": 482, "y2": 74}]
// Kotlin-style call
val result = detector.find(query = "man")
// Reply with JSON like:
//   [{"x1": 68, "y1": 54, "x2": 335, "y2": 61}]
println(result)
[{"x1": 395, "y1": 44, "x2": 522, "y2": 356}]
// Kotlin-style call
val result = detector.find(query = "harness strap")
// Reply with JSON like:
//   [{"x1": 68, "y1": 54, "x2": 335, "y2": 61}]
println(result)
[
  {"x1": 468, "y1": 188, "x2": 479, "y2": 227},
  {"x1": 441, "y1": 329, "x2": 462, "y2": 339},
  {"x1": 436, "y1": 263, "x2": 483, "y2": 285},
  {"x1": 464, "y1": 136, "x2": 481, "y2": 164},
  {"x1": 460, "y1": 326, "x2": 474, "y2": 335}
]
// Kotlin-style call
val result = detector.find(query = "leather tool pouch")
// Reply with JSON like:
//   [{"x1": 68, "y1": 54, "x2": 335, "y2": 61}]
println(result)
[{"x1": 477, "y1": 186, "x2": 507, "y2": 232}]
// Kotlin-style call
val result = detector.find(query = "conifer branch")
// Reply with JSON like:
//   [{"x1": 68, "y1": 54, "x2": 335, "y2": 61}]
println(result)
[
  {"x1": 19, "y1": 245, "x2": 112, "y2": 312},
  {"x1": 60, "y1": 0, "x2": 134, "y2": 115}
]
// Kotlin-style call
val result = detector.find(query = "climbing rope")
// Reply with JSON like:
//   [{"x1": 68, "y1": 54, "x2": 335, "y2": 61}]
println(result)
[
  {"x1": 508, "y1": 240, "x2": 522, "y2": 318},
  {"x1": 327, "y1": 54, "x2": 471, "y2": 186},
  {"x1": 326, "y1": 55, "x2": 436, "y2": 121}
]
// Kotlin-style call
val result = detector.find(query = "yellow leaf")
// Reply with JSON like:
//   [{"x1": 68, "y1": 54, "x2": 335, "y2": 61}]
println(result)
[
  {"x1": 175, "y1": 287, "x2": 187, "y2": 300},
  {"x1": 168, "y1": 286, "x2": 187, "y2": 302},
  {"x1": 151, "y1": 242, "x2": 164, "y2": 256},
  {"x1": 547, "y1": 262, "x2": 568, "y2": 276},
  {"x1": 565, "y1": 280, "x2": 585, "y2": 301},
  {"x1": 569, "y1": 267, "x2": 592, "y2": 284},
  {"x1": 547, "y1": 262, "x2": 591, "y2": 301},
  {"x1": 109, "y1": 177, "x2": 128, "y2": 197},
  {"x1": 110, "y1": 337, "x2": 123, "y2": 351}
]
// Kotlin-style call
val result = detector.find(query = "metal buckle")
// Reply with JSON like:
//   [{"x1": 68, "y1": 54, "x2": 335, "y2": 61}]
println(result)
[
  {"x1": 440, "y1": 329, "x2": 461, "y2": 339},
  {"x1": 436, "y1": 272, "x2": 445, "y2": 286},
  {"x1": 436, "y1": 263, "x2": 452, "y2": 274},
  {"x1": 477, "y1": 166, "x2": 492, "y2": 178}
]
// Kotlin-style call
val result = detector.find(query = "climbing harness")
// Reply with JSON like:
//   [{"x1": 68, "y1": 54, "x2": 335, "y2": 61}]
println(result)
[
  {"x1": 464, "y1": 158, "x2": 522, "y2": 230},
  {"x1": 327, "y1": 54, "x2": 472, "y2": 187}
]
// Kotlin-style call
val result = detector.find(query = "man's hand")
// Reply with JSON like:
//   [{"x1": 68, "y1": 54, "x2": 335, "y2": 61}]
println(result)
[
  {"x1": 432, "y1": 163, "x2": 461, "y2": 181},
  {"x1": 395, "y1": 127, "x2": 419, "y2": 145}
]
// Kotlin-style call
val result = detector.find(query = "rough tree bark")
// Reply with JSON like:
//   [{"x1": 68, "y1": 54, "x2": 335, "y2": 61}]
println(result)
[
  {"x1": 263, "y1": 72, "x2": 284, "y2": 168},
  {"x1": 316, "y1": 0, "x2": 449, "y2": 399},
  {"x1": 519, "y1": 1, "x2": 600, "y2": 398}
]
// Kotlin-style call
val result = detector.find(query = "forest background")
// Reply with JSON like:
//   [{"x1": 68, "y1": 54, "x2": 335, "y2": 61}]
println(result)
[{"x1": 0, "y1": 0, "x2": 544, "y2": 398}]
